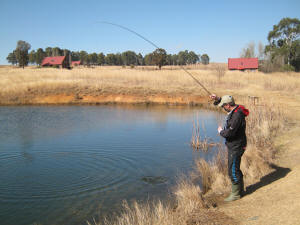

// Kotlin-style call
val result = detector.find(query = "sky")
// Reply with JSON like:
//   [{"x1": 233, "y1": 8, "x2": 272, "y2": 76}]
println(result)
[{"x1": 0, "y1": 0, "x2": 299, "y2": 64}]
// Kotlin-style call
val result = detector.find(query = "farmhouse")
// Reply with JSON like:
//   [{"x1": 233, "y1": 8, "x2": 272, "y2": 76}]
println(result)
[
  {"x1": 41, "y1": 56, "x2": 70, "y2": 68},
  {"x1": 228, "y1": 58, "x2": 258, "y2": 71}
]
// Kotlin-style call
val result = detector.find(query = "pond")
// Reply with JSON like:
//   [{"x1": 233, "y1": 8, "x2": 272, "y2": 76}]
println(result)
[{"x1": 0, "y1": 105, "x2": 223, "y2": 225}]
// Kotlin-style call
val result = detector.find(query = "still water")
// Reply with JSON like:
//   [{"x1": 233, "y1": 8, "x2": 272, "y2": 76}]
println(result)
[{"x1": 0, "y1": 105, "x2": 222, "y2": 225}]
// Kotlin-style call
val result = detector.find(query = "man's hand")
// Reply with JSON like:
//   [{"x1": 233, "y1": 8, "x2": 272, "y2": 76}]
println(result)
[
  {"x1": 218, "y1": 126, "x2": 223, "y2": 134},
  {"x1": 210, "y1": 94, "x2": 219, "y2": 101}
]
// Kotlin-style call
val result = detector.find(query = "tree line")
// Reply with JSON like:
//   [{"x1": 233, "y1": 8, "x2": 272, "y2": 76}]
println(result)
[{"x1": 6, "y1": 44, "x2": 210, "y2": 69}]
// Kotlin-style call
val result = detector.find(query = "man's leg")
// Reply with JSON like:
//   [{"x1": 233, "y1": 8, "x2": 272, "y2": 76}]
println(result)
[
  {"x1": 231, "y1": 150, "x2": 243, "y2": 185},
  {"x1": 225, "y1": 149, "x2": 244, "y2": 201}
]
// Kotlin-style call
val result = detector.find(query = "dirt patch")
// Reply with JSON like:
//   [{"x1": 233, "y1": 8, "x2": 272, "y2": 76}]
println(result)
[{"x1": 186, "y1": 209, "x2": 237, "y2": 225}]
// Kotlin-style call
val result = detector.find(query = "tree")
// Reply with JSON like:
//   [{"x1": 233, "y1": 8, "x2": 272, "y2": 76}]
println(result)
[
  {"x1": 171, "y1": 54, "x2": 179, "y2": 65},
  {"x1": 79, "y1": 51, "x2": 88, "y2": 65},
  {"x1": 137, "y1": 53, "x2": 144, "y2": 65},
  {"x1": 240, "y1": 42, "x2": 256, "y2": 58},
  {"x1": 258, "y1": 42, "x2": 265, "y2": 60},
  {"x1": 201, "y1": 54, "x2": 210, "y2": 65},
  {"x1": 266, "y1": 17, "x2": 300, "y2": 69},
  {"x1": 15, "y1": 40, "x2": 31, "y2": 68},
  {"x1": 97, "y1": 53, "x2": 105, "y2": 65},
  {"x1": 88, "y1": 53, "x2": 98, "y2": 65},
  {"x1": 105, "y1": 53, "x2": 117, "y2": 65},
  {"x1": 166, "y1": 54, "x2": 174, "y2": 65},
  {"x1": 115, "y1": 53, "x2": 123, "y2": 65},
  {"x1": 121, "y1": 51, "x2": 137, "y2": 66},
  {"x1": 52, "y1": 47, "x2": 62, "y2": 56},
  {"x1": 187, "y1": 51, "x2": 199, "y2": 64},
  {"x1": 178, "y1": 50, "x2": 189, "y2": 65},
  {"x1": 290, "y1": 40, "x2": 300, "y2": 71},
  {"x1": 6, "y1": 51, "x2": 18, "y2": 65},
  {"x1": 45, "y1": 47, "x2": 53, "y2": 57},
  {"x1": 152, "y1": 48, "x2": 167, "y2": 69},
  {"x1": 28, "y1": 50, "x2": 36, "y2": 65},
  {"x1": 35, "y1": 48, "x2": 45, "y2": 66},
  {"x1": 144, "y1": 53, "x2": 154, "y2": 65}
]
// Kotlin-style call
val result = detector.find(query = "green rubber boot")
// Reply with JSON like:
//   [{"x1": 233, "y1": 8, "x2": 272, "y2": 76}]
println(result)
[{"x1": 224, "y1": 183, "x2": 241, "y2": 202}]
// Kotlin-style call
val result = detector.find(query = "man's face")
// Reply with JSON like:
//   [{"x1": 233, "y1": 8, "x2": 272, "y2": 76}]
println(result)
[{"x1": 223, "y1": 104, "x2": 231, "y2": 112}]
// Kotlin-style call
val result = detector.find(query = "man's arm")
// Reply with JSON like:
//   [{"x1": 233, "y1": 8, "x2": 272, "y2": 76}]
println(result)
[
  {"x1": 220, "y1": 113, "x2": 242, "y2": 138},
  {"x1": 210, "y1": 94, "x2": 221, "y2": 106}
]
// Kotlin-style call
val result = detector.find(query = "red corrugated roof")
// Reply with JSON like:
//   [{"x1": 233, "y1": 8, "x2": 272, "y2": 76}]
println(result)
[
  {"x1": 228, "y1": 58, "x2": 258, "y2": 70},
  {"x1": 42, "y1": 56, "x2": 66, "y2": 66}
]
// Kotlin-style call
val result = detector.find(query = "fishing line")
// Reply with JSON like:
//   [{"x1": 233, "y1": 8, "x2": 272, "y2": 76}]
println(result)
[{"x1": 95, "y1": 21, "x2": 211, "y2": 96}]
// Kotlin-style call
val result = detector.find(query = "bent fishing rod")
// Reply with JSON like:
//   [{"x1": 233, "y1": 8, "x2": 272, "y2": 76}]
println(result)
[{"x1": 96, "y1": 21, "x2": 212, "y2": 96}]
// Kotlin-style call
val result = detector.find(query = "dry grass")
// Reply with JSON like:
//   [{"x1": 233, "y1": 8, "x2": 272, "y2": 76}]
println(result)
[
  {"x1": 213, "y1": 64, "x2": 227, "y2": 81},
  {"x1": 1, "y1": 65, "x2": 299, "y2": 224},
  {"x1": 90, "y1": 200, "x2": 177, "y2": 225},
  {"x1": 1, "y1": 66, "x2": 299, "y2": 105}
]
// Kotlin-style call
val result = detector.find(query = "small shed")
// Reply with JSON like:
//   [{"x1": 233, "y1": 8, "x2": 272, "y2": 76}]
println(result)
[
  {"x1": 228, "y1": 58, "x2": 258, "y2": 71},
  {"x1": 41, "y1": 56, "x2": 70, "y2": 68},
  {"x1": 71, "y1": 61, "x2": 81, "y2": 66}
]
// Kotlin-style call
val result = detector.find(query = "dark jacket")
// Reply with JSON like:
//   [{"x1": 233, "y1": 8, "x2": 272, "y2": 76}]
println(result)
[{"x1": 215, "y1": 100, "x2": 249, "y2": 151}]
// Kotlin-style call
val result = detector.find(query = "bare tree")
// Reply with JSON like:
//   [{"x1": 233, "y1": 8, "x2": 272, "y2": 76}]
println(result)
[
  {"x1": 258, "y1": 42, "x2": 265, "y2": 60},
  {"x1": 240, "y1": 42, "x2": 256, "y2": 58}
]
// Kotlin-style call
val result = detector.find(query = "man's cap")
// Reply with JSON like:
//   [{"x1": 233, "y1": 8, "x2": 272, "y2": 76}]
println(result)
[{"x1": 218, "y1": 95, "x2": 235, "y2": 107}]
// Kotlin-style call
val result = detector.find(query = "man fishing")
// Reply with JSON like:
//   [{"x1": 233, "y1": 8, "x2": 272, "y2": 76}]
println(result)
[{"x1": 210, "y1": 94, "x2": 249, "y2": 201}]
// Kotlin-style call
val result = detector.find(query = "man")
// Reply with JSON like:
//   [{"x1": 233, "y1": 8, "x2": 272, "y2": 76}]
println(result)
[{"x1": 210, "y1": 94, "x2": 249, "y2": 201}]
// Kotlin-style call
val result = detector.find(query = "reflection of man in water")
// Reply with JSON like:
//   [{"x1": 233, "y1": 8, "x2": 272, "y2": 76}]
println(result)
[{"x1": 210, "y1": 94, "x2": 249, "y2": 201}]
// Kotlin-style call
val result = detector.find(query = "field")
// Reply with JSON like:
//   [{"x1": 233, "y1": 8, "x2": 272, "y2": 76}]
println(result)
[
  {"x1": 1, "y1": 65, "x2": 300, "y2": 224},
  {"x1": 1, "y1": 65, "x2": 299, "y2": 106}
]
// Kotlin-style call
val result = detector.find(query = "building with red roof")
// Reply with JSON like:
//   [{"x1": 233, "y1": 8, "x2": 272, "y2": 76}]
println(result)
[
  {"x1": 228, "y1": 58, "x2": 258, "y2": 71},
  {"x1": 41, "y1": 56, "x2": 70, "y2": 68}
]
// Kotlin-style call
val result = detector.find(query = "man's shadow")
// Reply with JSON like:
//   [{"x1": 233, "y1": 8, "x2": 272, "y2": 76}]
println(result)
[{"x1": 245, "y1": 164, "x2": 291, "y2": 195}]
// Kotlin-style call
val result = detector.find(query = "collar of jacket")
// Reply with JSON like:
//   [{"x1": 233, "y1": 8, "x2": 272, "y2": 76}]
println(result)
[{"x1": 227, "y1": 105, "x2": 239, "y2": 115}]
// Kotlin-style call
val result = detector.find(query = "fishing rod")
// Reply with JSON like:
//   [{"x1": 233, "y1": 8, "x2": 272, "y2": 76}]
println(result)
[{"x1": 97, "y1": 21, "x2": 212, "y2": 96}]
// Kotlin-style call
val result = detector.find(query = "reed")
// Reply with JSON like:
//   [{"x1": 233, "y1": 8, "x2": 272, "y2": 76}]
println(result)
[{"x1": 190, "y1": 118, "x2": 219, "y2": 152}]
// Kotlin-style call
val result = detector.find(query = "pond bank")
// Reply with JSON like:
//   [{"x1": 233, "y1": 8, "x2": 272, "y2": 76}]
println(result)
[{"x1": 0, "y1": 93, "x2": 210, "y2": 106}]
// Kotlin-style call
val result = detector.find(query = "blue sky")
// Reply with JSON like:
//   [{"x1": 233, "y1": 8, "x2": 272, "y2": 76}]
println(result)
[{"x1": 0, "y1": 0, "x2": 299, "y2": 64}]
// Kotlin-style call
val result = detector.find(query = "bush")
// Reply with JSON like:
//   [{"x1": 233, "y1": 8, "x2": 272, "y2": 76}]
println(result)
[{"x1": 281, "y1": 64, "x2": 295, "y2": 72}]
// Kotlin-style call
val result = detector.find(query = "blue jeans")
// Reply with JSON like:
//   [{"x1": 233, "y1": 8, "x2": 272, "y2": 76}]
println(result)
[{"x1": 228, "y1": 148, "x2": 244, "y2": 184}]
